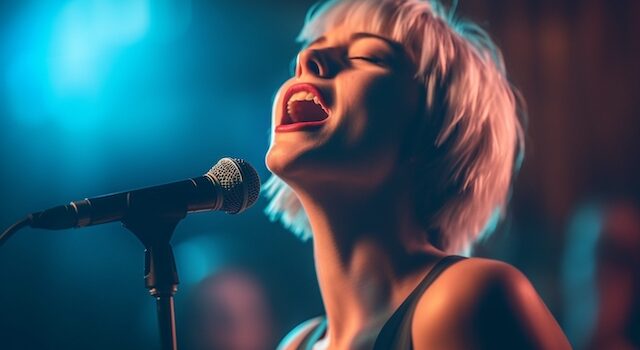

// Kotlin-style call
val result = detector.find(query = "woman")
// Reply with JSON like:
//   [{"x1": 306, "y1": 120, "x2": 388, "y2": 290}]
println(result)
[{"x1": 264, "y1": 0, "x2": 570, "y2": 348}]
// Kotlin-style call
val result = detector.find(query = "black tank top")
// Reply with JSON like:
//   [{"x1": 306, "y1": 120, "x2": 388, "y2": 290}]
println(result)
[{"x1": 296, "y1": 255, "x2": 466, "y2": 350}]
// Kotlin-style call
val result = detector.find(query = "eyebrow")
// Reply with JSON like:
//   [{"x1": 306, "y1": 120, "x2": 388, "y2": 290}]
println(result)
[{"x1": 307, "y1": 32, "x2": 404, "y2": 53}]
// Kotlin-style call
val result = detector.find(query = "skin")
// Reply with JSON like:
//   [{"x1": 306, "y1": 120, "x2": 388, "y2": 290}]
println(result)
[{"x1": 267, "y1": 23, "x2": 571, "y2": 350}]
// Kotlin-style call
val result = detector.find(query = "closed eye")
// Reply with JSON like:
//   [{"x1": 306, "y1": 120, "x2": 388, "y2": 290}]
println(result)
[{"x1": 349, "y1": 56, "x2": 382, "y2": 63}]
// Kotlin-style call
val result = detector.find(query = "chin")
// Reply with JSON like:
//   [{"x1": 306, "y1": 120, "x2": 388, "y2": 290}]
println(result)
[
  {"x1": 265, "y1": 146, "x2": 286, "y2": 176},
  {"x1": 265, "y1": 142, "x2": 333, "y2": 187},
  {"x1": 265, "y1": 144, "x2": 306, "y2": 180}
]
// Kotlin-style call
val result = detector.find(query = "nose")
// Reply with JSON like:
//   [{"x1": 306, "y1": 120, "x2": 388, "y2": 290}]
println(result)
[{"x1": 296, "y1": 48, "x2": 338, "y2": 78}]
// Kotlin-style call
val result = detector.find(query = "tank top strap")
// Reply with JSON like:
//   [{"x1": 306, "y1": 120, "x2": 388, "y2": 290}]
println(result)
[
  {"x1": 372, "y1": 255, "x2": 467, "y2": 350},
  {"x1": 296, "y1": 255, "x2": 466, "y2": 350},
  {"x1": 296, "y1": 317, "x2": 328, "y2": 350}
]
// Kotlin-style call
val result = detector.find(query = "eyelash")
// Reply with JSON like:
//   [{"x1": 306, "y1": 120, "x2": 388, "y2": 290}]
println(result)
[
  {"x1": 348, "y1": 56, "x2": 388, "y2": 68},
  {"x1": 349, "y1": 56, "x2": 381, "y2": 63}
]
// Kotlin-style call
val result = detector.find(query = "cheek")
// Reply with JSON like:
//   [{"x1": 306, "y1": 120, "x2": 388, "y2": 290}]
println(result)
[
  {"x1": 344, "y1": 74, "x2": 420, "y2": 148},
  {"x1": 322, "y1": 75, "x2": 420, "y2": 186}
]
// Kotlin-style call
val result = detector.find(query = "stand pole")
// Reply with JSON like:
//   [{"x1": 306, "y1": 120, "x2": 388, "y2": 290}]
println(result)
[
  {"x1": 155, "y1": 295, "x2": 177, "y2": 350},
  {"x1": 124, "y1": 217, "x2": 181, "y2": 350}
]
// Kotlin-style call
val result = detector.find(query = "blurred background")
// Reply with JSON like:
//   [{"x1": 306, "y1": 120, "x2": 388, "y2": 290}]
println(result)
[{"x1": 0, "y1": 0, "x2": 638, "y2": 349}]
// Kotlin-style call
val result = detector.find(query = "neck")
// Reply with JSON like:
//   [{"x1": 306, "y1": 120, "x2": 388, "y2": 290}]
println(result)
[{"x1": 292, "y1": 179, "x2": 444, "y2": 348}]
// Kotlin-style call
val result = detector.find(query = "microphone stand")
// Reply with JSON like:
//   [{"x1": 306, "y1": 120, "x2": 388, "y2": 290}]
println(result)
[
  {"x1": 0, "y1": 157, "x2": 260, "y2": 349},
  {"x1": 123, "y1": 213, "x2": 183, "y2": 350}
]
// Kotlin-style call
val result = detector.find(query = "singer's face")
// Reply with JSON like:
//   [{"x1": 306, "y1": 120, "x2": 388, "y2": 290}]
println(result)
[{"x1": 266, "y1": 24, "x2": 421, "y2": 192}]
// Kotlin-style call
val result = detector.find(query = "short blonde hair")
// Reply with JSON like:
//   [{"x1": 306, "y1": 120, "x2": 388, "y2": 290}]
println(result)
[{"x1": 264, "y1": 0, "x2": 525, "y2": 254}]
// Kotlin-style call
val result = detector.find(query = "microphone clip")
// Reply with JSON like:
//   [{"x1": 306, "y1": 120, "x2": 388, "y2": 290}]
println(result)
[{"x1": 122, "y1": 214, "x2": 181, "y2": 350}]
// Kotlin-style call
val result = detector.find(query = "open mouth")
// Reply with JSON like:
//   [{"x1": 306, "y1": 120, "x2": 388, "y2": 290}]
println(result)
[{"x1": 278, "y1": 83, "x2": 330, "y2": 130}]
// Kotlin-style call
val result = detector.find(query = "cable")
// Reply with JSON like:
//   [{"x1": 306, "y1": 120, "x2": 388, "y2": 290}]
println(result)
[{"x1": 0, "y1": 217, "x2": 31, "y2": 247}]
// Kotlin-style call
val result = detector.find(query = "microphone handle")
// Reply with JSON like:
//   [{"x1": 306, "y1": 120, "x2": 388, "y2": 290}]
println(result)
[{"x1": 30, "y1": 175, "x2": 221, "y2": 230}]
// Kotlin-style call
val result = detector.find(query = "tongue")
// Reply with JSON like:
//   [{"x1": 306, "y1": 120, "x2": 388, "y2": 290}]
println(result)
[{"x1": 289, "y1": 100, "x2": 328, "y2": 123}]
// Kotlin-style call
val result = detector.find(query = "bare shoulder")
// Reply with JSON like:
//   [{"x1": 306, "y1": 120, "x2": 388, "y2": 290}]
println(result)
[
  {"x1": 277, "y1": 316, "x2": 324, "y2": 350},
  {"x1": 412, "y1": 257, "x2": 571, "y2": 350}
]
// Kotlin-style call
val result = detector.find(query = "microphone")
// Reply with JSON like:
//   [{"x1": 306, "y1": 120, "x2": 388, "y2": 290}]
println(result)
[{"x1": 28, "y1": 158, "x2": 261, "y2": 230}]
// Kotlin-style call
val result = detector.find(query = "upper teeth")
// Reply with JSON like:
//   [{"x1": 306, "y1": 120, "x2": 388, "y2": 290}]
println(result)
[{"x1": 287, "y1": 91, "x2": 327, "y2": 114}]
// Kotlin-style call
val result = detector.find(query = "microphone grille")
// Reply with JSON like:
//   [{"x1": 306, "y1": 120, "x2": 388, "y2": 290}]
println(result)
[{"x1": 208, "y1": 157, "x2": 261, "y2": 214}]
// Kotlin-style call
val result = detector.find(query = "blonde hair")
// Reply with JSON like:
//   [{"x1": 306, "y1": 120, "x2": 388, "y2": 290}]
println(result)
[{"x1": 264, "y1": 0, "x2": 525, "y2": 254}]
